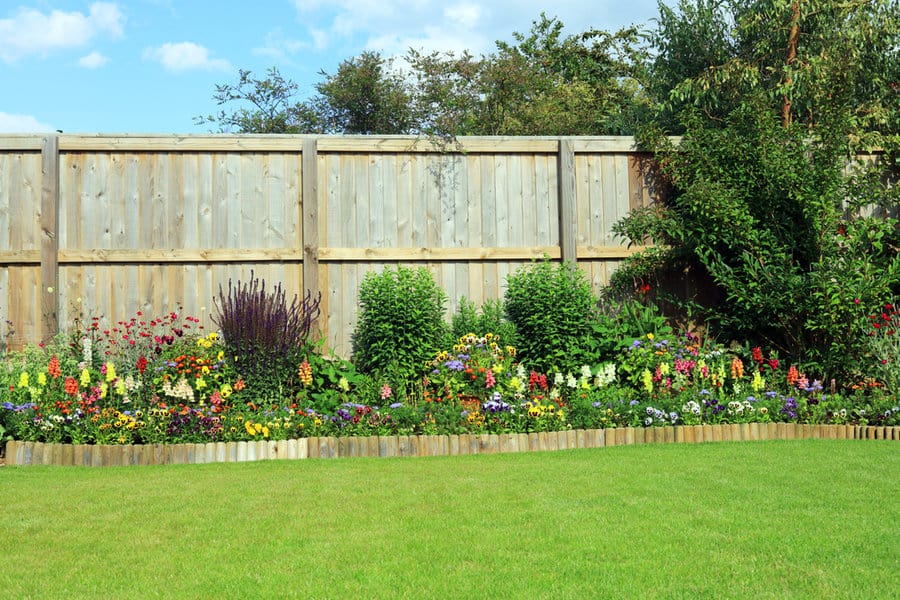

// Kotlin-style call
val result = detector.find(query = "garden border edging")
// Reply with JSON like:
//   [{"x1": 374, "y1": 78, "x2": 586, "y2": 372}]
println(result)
[{"x1": 5, "y1": 424, "x2": 898, "y2": 466}]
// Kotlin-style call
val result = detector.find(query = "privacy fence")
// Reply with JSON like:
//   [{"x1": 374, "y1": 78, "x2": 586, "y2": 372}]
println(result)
[{"x1": 0, "y1": 134, "x2": 660, "y2": 356}]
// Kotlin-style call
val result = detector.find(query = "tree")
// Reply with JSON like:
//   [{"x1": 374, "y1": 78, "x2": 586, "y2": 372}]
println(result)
[
  {"x1": 313, "y1": 51, "x2": 414, "y2": 134},
  {"x1": 194, "y1": 67, "x2": 323, "y2": 133},
  {"x1": 198, "y1": 15, "x2": 648, "y2": 136},
  {"x1": 408, "y1": 14, "x2": 648, "y2": 136},
  {"x1": 613, "y1": 0, "x2": 900, "y2": 380}
]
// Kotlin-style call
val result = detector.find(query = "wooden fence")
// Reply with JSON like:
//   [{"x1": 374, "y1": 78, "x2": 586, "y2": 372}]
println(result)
[
  {"x1": 0, "y1": 134, "x2": 659, "y2": 356},
  {"x1": 5, "y1": 424, "x2": 897, "y2": 466}
]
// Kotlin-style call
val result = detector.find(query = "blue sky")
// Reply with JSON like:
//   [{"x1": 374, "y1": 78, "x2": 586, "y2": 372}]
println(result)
[{"x1": 1, "y1": 1, "x2": 661, "y2": 134}]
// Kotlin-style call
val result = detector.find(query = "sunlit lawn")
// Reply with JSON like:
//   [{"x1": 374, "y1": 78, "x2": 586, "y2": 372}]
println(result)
[{"x1": 1, "y1": 439, "x2": 897, "y2": 599}]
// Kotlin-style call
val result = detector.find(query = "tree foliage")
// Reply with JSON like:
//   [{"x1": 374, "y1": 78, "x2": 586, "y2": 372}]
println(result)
[
  {"x1": 614, "y1": 0, "x2": 900, "y2": 381},
  {"x1": 198, "y1": 14, "x2": 647, "y2": 136},
  {"x1": 408, "y1": 14, "x2": 648, "y2": 136}
]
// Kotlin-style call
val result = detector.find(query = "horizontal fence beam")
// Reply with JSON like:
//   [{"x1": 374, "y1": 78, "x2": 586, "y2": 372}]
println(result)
[
  {"x1": 0, "y1": 135, "x2": 657, "y2": 154},
  {"x1": 0, "y1": 245, "x2": 650, "y2": 265}
]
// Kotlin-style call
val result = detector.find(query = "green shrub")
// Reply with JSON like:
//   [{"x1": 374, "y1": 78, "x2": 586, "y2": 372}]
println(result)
[
  {"x1": 351, "y1": 266, "x2": 448, "y2": 383},
  {"x1": 504, "y1": 259, "x2": 600, "y2": 373},
  {"x1": 213, "y1": 272, "x2": 322, "y2": 400},
  {"x1": 450, "y1": 297, "x2": 518, "y2": 346}
]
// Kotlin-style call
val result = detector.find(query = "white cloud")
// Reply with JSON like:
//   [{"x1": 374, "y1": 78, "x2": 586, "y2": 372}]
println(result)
[
  {"x1": 444, "y1": 2, "x2": 483, "y2": 29},
  {"x1": 290, "y1": 0, "x2": 659, "y2": 59},
  {"x1": 143, "y1": 42, "x2": 231, "y2": 72},
  {"x1": 252, "y1": 29, "x2": 308, "y2": 61},
  {"x1": 0, "y1": 112, "x2": 55, "y2": 133},
  {"x1": 79, "y1": 51, "x2": 109, "y2": 68},
  {"x1": 0, "y1": 2, "x2": 124, "y2": 63}
]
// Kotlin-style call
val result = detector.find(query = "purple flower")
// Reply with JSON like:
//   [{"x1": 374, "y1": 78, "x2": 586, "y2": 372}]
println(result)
[
  {"x1": 592, "y1": 402, "x2": 602, "y2": 408},
  {"x1": 630, "y1": 399, "x2": 640, "y2": 406},
  {"x1": 389, "y1": 402, "x2": 403, "y2": 409},
  {"x1": 1, "y1": 401, "x2": 13, "y2": 410}
]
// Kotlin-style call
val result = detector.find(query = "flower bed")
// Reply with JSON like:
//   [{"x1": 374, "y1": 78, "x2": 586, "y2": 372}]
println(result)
[
  {"x1": 3, "y1": 302, "x2": 899, "y2": 452},
  {"x1": 5, "y1": 423, "x2": 897, "y2": 466}
]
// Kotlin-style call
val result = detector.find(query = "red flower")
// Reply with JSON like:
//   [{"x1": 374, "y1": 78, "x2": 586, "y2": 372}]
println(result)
[{"x1": 751, "y1": 346, "x2": 763, "y2": 363}]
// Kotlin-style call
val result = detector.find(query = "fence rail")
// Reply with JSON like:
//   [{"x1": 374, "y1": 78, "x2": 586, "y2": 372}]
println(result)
[{"x1": 0, "y1": 134, "x2": 660, "y2": 355}]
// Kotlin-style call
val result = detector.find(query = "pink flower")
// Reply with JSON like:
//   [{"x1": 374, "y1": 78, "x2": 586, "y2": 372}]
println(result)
[
  {"x1": 485, "y1": 369, "x2": 496, "y2": 389},
  {"x1": 380, "y1": 383, "x2": 392, "y2": 400}
]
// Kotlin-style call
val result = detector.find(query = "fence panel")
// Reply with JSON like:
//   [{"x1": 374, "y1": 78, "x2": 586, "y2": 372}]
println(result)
[{"x1": 0, "y1": 134, "x2": 654, "y2": 356}]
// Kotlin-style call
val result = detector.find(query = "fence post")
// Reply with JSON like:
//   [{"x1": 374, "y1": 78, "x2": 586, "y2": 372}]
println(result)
[
  {"x1": 40, "y1": 134, "x2": 60, "y2": 343},
  {"x1": 302, "y1": 137, "x2": 320, "y2": 303},
  {"x1": 557, "y1": 137, "x2": 577, "y2": 264}
]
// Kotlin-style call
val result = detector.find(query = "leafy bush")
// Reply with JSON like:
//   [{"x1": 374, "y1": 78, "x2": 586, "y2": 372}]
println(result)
[
  {"x1": 213, "y1": 272, "x2": 321, "y2": 399},
  {"x1": 450, "y1": 297, "x2": 518, "y2": 346},
  {"x1": 351, "y1": 265, "x2": 447, "y2": 383},
  {"x1": 504, "y1": 259, "x2": 600, "y2": 373}
]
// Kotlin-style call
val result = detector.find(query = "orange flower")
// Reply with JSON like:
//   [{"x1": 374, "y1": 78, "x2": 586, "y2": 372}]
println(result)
[
  {"x1": 64, "y1": 377, "x2": 79, "y2": 395},
  {"x1": 298, "y1": 359, "x2": 313, "y2": 386},
  {"x1": 48, "y1": 355, "x2": 61, "y2": 379},
  {"x1": 730, "y1": 357, "x2": 744, "y2": 379},
  {"x1": 787, "y1": 365, "x2": 799, "y2": 386}
]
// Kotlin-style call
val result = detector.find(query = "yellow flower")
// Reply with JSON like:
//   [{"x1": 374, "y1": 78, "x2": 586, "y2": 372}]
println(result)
[
  {"x1": 79, "y1": 368, "x2": 91, "y2": 388},
  {"x1": 37, "y1": 372, "x2": 47, "y2": 386},
  {"x1": 338, "y1": 377, "x2": 350, "y2": 392},
  {"x1": 100, "y1": 382, "x2": 108, "y2": 399},
  {"x1": 115, "y1": 380, "x2": 126, "y2": 395},
  {"x1": 18, "y1": 372, "x2": 29, "y2": 388},
  {"x1": 195, "y1": 377, "x2": 207, "y2": 389},
  {"x1": 105, "y1": 362, "x2": 117, "y2": 382},
  {"x1": 217, "y1": 350, "x2": 225, "y2": 362},
  {"x1": 647, "y1": 333, "x2": 655, "y2": 341},
  {"x1": 493, "y1": 364, "x2": 504, "y2": 374},
  {"x1": 641, "y1": 368, "x2": 654, "y2": 394},
  {"x1": 220, "y1": 383, "x2": 233, "y2": 398},
  {"x1": 262, "y1": 426, "x2": 270, "y2": 438},
  {"x1": 751, "y1": 370, "x2": 765, "y2": 392},
  {"x1": 244, "y1": 420, "x2": 255, "y2": 435}
]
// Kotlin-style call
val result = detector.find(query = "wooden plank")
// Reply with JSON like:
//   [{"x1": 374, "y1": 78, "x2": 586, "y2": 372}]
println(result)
[
  {"x1": 572, "y1": 137, "x2": 641, "y2": 153},
  {"x1": 59, "y1": 135, "x2": 309, "y2": 152},
  {"x1": 302, "y1": 138, "x2": 319, "y2": 298},
  {"x1": 318, "y1": 136, "x2": 559, "y2": 153},
  {"x1": 316, "y1": 246, "x2": 562, "y2": 261},
  {"x1": 0, "y1": 137, "x2": 43, "y2": 151},
  {"x1": 40, "y1": 134, "x2": 59, "y2": 342},
  {"x1": 0, "y1": 248, "x2": 306, "y2": 264},
  {"x1": 557, "y1": 138, "x2": 577, "y2": 263}
]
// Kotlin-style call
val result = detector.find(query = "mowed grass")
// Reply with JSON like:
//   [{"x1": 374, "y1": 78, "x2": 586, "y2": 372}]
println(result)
[{"x1": 1, "y1": 439, "x2": 897, "y2": 599}]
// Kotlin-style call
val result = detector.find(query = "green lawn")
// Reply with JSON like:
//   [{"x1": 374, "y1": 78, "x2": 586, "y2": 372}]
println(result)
[{"x1": 1, "y1": 439, "x2": 897, "y2": 599}]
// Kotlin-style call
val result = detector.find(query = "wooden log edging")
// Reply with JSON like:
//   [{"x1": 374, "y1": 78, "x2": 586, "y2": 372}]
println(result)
[{"x1": 4, "y1": 424, "x2": 897, "y2": 466}]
